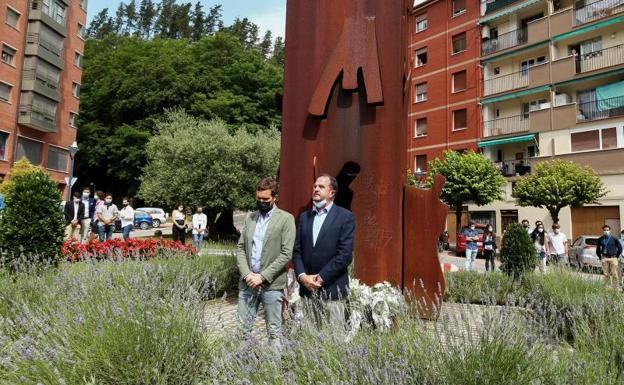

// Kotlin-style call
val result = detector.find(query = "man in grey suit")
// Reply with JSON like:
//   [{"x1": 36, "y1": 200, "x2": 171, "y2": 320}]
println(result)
[{"x1": 236, "y1": 177, "x2": 296, "y2": 344}]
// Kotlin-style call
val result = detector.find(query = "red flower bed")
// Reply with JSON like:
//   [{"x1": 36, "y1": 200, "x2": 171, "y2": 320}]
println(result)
[{"x1": 62, "y1": 238, "x2": 196, "y2": 262}]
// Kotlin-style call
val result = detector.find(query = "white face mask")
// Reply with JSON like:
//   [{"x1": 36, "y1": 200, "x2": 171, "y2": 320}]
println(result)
[
  {"x1": 178, "y1": 207, "x2": 183, "y2": 211},
  {"x1": 313, "y1": 200, "x2": 327, "y2": 210},
  {"x1": 82, "y1": 192, "x2": 90, "y2": 199}
]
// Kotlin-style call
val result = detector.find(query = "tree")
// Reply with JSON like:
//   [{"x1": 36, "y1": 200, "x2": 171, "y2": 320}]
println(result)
[
  {"x1": 87, "y1": 8, "x2": 115, "y2": 39},
  {"x1": 224, "y1": 18, "x2": 260, "y2": 49},
  {"x1": 137, "y1": 0, "x2": 157, "y2": 38},
  {"x1": 113, "y1": 2, "x2": 126, "y2": 35},
  {"x1": 422, "y1": 150, "x2": 506, "y2": 233},
  {"x1": 204, "y1": 5, "x2": 222, "y2": 35},
  {"x1": 499, "y1": 222, "x2": 536, "y2": 279},
  {"x1": 0, "y1": 161, "x2": 65, "y2": 271},
  {"x1": 258, "y1": 30, "x2": 273, "y2": 58},
  {"x1": 154, "y1": 0, "x2": 176, "y2": 38},
  {"x1": 0, "y1": 158, "x2": 43, "y2": 195},
  {"x1": 512, "y1": 159, "x2": 608, "y2": 224},
  {"x1": 191, "y1": 1, "x2": 205, "y2": 41},
  {"x1": 124, "y1": 0, "x2": 138, "y2": 35},
  {"x1": 139, "y1": 110, "x2": 280, "y2": 233},
  {"x1": 272, "y1": 36, "x2": 285, "y2": 67}
]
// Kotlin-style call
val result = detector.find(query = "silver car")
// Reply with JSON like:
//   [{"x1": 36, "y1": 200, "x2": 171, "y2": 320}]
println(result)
[
  {"x1": 569, "y1": 235, "x2": 600, "y2": 270},
  {"x1": 135, "y1": 207, "x2": 168, "y2": 228}
]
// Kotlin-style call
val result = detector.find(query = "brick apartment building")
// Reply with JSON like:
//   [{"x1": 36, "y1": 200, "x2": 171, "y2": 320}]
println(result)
[
  {"x1": 0, "y1": 0, "x2": 86, "y2": 195},
  {"x1": 409, "y1": 0, "x2": 624, "y2": 241}
]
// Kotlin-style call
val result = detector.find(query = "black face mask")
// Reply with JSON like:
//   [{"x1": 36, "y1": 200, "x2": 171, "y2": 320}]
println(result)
[{"x1": 256, "y1": 201, "x2": 273, "y2": 215}]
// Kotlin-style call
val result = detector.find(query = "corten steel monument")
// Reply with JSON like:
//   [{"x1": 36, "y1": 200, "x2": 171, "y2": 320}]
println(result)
[{"x1": 279, "y1": 0, "x2": 448, "y2": 318}]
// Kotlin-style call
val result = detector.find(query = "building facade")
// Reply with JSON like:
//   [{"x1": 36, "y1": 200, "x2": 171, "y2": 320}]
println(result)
[
  {"x1": 409, "y1": 0, "x2": 624, "y2": 241},
  {"x1": 0, "y1": 0, "x2": 86, "y2": 195}
]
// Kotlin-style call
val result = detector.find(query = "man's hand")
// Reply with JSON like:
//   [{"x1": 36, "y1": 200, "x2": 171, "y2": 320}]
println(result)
[
  {"x1": 299, "y1": 274, "x2": 322, "y2": 291},
  {"x1": 245, "y1": 273, "x2": 264, "y2": 289}
]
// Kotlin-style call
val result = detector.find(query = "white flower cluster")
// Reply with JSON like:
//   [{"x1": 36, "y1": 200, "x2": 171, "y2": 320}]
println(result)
[{"x1": 348, "y1": 279, "x2": 406, "y2": 339}]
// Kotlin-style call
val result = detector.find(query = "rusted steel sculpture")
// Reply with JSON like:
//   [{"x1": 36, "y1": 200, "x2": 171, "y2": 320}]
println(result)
[{"x1": 280, "y1": 0, "x2": 448, "y2": 319}]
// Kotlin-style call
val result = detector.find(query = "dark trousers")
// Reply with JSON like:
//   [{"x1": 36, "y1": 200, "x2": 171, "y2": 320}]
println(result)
[
  {"x1": 172, "y1": 220, "x2": 186, "y2": 244},
  {"x1": 484, "y1": 250, "x2": 496, "y2": 271}
]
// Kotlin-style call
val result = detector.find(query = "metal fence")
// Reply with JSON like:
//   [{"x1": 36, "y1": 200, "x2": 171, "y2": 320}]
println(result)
[
  {"x1": 575, "y1": 0, "x2": 624, "y2": 24},
  {"x1": 577, "y1": 95, "x2": 624, "y2": 122},
  {"x1": 484, "y1": 70, "x2": 529, "y2": 95},
  {"x1": 496, "y1": 158, "x2": 532, "y2": 177},
  {"x1": 483, "y1": 114, "x2": 530, "y2": 137},
  {"x1": 576, "y1": 44, "x2": 624, "y2": 73},
  {"x1": 481, "y1": 28, "x2": 528, "y2": 56}
]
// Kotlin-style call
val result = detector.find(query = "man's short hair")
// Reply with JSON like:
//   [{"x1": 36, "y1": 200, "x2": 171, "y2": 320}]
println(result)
[
  {"x1": 552, "y1": 223, "x2": 560, "y2": 229},
  {"x1": 72, "y1": 190, "x2": 80, "y2": 197},
  {"x1": 521, "y1": 219, "x2": 529, "y2": 224},
  {"x1": 318, "y1": 173, "x2": 338, "y2": 192},
  {"x1": 603, "y1": 224, "x2": 611, "y2": 230},
  {"x1": 105, "y1": 193, "x2": 113, "y2": 198},
  {"x1": 256, "y1": 177, "x2": 278, "y2": 197}
]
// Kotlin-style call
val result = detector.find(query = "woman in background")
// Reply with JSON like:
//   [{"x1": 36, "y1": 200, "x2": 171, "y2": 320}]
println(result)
[{"x1": 172, "y1": 204, "x2": 187, "y2": 244}]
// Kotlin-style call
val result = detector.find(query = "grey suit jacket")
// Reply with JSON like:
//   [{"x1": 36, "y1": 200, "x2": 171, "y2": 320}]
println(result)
[{"x1": 236, "y1": 207, "x2": 296, "y2": 291}]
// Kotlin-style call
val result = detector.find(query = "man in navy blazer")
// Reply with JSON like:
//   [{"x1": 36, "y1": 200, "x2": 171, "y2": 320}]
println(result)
[{"x1": 293, "y1": 174, "x2": 355, "y2": 323}]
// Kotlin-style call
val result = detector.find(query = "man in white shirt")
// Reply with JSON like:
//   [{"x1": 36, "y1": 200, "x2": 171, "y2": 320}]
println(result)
[
  {"x1": 80, "y1": 186, "x2": 95, "y2": 244},
  {"x1": 192, "y1": 207, "x2": 208, "y2": 252},
  {"x1": 96, "y1": 193, "x2": 119, "y2": 241},
  {"x1": 548, "y1": 223, "x2": 568, "y2": 265},
  {"x1": 119, "y1": 197, "x2": 134, "y2": 241}
]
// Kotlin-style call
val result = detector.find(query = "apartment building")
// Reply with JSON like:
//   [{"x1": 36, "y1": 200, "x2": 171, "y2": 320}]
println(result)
[
  {"x1": 473, "y1": 0, "x2": 624, "y2": 238},
  {"x1": 0, "y1": 0, "x2": 86, "y2": 195}
]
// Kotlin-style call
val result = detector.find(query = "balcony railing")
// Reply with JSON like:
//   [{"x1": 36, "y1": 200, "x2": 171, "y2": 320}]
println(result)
[
  {"x1": 485, "y1": 0, "x2": 522, "y2": 14},
  {"x1": 484, "y1": 114, "x2": 530, "y2": 137},
  {"x1": 484, "y1": 70, "x2": 530, "y2": 95},
  {"x1": 22, "y1": 69, "x2": 60, "y2": 91},
  {"x1": 481, "y1": 28, "x2": 528, "y2": 56},
  {"x1": 574, "y1": 0, "x2": 624, "y2": 24},
  {"x1": 577, "y1": 95, "x2": 624, "y2": 122},
  {"x1": 29, "y1": 0, "x2": 67, "y2": 27},
  {"x1": 575, "y1": 44, "x2": 624, "y2": 73},
  {"x1": 496, "y1": 158, "x2": 532, "y2": 177},
  {"x1": 25, "y1": 33, "x2": 63, "y2": 58}
]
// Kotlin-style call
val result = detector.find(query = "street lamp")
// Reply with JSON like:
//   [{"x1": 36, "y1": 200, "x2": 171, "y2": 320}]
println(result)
[
  {"x1": 66, "y1": 141, "x2": 79, "y2": 202},
  {"x1": 414, "y1": 167, "x2": 427, "y2": 188}
]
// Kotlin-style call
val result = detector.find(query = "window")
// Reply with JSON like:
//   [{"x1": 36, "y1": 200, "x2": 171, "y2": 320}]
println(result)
[
  {"x1": 0, "y1": 132, "x2": 7, "y2": 160},
  {"x1": 5, "y1": 7, "x2": 20, "y2": 29},
  {"x1": 72, "y1": 82, "x2": 80, "y2": 98},
  {"x1": 415, "y1": 14, "x2": 427, "y2": 33},
  {"x1": 452, "y1": 70, "x2": 467, "y2": 92},
  {"x1": 1, "y1": 44, "x2": 16, "y2": 66},
  {"x1": 602, "y1": 127, "x2": 617, "y2": 149},
  {"x1": 79, "y1": 0, "x2": 88, "y2": 11},
  {"x1": 0, "y1": 82, "x2": 11, "y2": 102},
  {"x1": 37, "y1": 24, "x2": 64, "y2": 58},
  {"x1": 47, "y1": 146, "x2": 68, "y2": 171},
  {"x1": 77, "y1": 23, "x2": 85, "y2": 39},
  {"x1": 452, "y1": 33, "x2": 466, "y2": 54},
  {"x1": 489, "y1": 27, "x2": 498, "y2": 40},
  {"x1": 34, "y1": 59, "x2": 61, "y2": 89},
  {"x1": 415, "y1": 83, "x2": 427, "y2": 102},
  {"x1": 415, "y1": 155, "x2": 427, "y2": 173},
  {"x1": 69, "y1": 112, "x2": 78, "y2": 127},
  {"x1": 493, "y1": 67, "x2": 500, "y2": 75},
  {"x1": 16, "y1": 137, "x2": 43, "y2": 165},
  {"x1": 453, "y1": 109, "x2": 467, "y2": 130},
  {"x1": 415, "y1": 118, "x2": 427, "y2": 137},
  {"x1": 415, "y1": 47, "x2": 427, "y2": 67},
  {"x1": 39, "y1": 0, "x2": 67, "y2": 26},
  {"x1": 571, "y1": 127, "x2": 617, "y2": 152},
  {"x1": 520, "y1": 56, "x2": 547, "y2": 75},
  {"x1": 74, "y1": 51, "x2": 83, "y2": 68},
  {"x1": 452, "y1": 0, "x2": 466, "y2": 16}
]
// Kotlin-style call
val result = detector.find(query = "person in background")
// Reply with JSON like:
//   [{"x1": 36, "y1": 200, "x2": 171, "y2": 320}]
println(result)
[
  {"x1": 63, "y1": 191, "x2": 85, "y2": 241},
  {"x1": 596, "y1": 225, "x2": 623, "y2": 289},
  {"x1": 80, "y1": 186, "x2": 96, "y2": 244},
  {"x1": 482, "y1": 224, "x2": 497, "y2": 272},
  {"x1": 90, "y1": 191, "x2": 105, "y2": 241},
  {"x1": 119, "y1": 197, "x2": 134, "y2": 241},
  {"x1": 521, "y1": 219, "x2": 531, "y2": 234},
  {"x1": 463, "y1": 221, "x2": 479, "y2": 271},
  {"x1": 532, "y1": 223, "x2": 549, "y2": 273},
  {"x1": 192, "y1": 206, "x2": 208, "y2": 252},
  {"x1": 548, "y1": 223, "x2": 568, "y2": 265},
  {"x1": 96, "y1": 193, "x2": 119, "y2": 241},
  {"x1": 172, "y1": 204, "x2": 187, "y2": 244}
]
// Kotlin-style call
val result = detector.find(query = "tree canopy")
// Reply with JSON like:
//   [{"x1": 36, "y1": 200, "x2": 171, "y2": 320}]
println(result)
[
  {"x1": 139, "y1": 110, "x2": 280, "y2": 227},
  {"x1": 421, "y1": 150, "x2": 506, "y2": 233},
  {"x1": 512, "y1": 159, "x2": 608, "y2": 224}
]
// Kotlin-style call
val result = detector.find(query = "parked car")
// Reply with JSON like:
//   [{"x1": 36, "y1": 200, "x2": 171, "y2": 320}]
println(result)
[
  {"x1": 455, "y1": 223, "x2": 488, "y2": 256},
  {"x1": 114, "y1": 210, "x2": 154, "y2": 232},
  {"x1": 569, "y1": 235, "x2": 600, "y2": 270},
  {"x1": 136, "y1": 207, "x2": 168, "y2": 228}
]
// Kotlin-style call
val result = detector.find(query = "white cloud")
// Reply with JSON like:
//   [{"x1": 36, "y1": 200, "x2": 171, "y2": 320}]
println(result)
[{"x1": 246, "y1": 2, "x2": 286, "y2": 39}]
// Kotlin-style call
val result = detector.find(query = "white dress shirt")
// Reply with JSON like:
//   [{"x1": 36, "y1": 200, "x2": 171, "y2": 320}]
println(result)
[
  {"x1": 312, "y1": 203, "x2": 333, "y2": 246},
  {"x1": 251, "y1": 207, "x2": 275, "y2": 273},
  {"x1": 192, "y1": 213, "x2": 208, "y2": 234},
  {"x1": 120, "y1": 205, "x2": 134, "y2": 227}
]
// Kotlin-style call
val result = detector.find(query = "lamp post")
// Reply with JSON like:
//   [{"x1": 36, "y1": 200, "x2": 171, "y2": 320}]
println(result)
[
  {"x1": 414, "y1": 167, "x2": 427, "y2": 188},
  {"x1": 66, "y1": 141, "x2": 79, "y2": 202}
]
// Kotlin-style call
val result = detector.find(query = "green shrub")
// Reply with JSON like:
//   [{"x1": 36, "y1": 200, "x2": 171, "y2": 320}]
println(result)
[
  {"x1": 443, "y1": 270, "x2": 519, "y2": 305},
  {"x1": 499, "y1": 222, "x2": 536, "y2": 279},
  {"x1": 0, "y1": 168, "x2": 65, "y2": 271}
]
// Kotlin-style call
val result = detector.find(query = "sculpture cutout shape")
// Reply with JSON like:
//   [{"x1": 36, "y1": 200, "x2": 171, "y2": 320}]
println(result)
[{"x1": 280, "y1": 0, "x2": 448, "y2": 319}]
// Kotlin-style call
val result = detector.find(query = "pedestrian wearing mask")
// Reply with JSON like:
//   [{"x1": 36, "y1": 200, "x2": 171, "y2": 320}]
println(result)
[
  {"x1": 64, "y1": 191, "x2": 85, "y2": 241},
  {"x1": 597, "y1": 225, "x2": 623, "y2": 289},
  {"x1": 90, "y1": 190, "x2": 105, "y2": 241},
  {"x1": 119, "y1": 197, "x2": 134, "y2": 241},
  {"x1": 463, "y1": 221, "x2": 479, "y2": 271},
  {"x1": 483, "y1": 225, "x2": 497, "y2": 272},
  {"x1": 96, "y1": 193, "x2": 118, "y2": 241},
  {"x1": 172, "y1": 204, "x2": 187, "y2": 244},
  {"x1": 532, "y1": 224, "x2": 549, "y2": 273},
  {"x1": 548, "y1": 224, "x2": 568, "y2": 265},
  {"x1": 79, "y1": 186, "x2": 96, "y2": 244},
  {"x1": 192, "y1": 207, "x2": 208, "y2": 252},
  {"x1": 521, "y1": 219, "x2": 531, "y2": 234}
]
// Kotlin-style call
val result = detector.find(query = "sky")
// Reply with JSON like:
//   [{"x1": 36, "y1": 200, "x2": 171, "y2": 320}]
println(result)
[{"x1": 87, "y1": 0, "x2": 287, "y2": 38}]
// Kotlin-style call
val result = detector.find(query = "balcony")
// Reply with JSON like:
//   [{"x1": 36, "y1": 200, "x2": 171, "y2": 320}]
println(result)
[
  {"x1": 484, "y1": 114, "x2": 529, "y2": 137},
  {"x1": 482, "y1": 28, "x2": 528, "y2": 56},
  {"x1": 28, "y1": 1, "x2": 67, "y2": 37},
  {"x1": 18, "y1": 104, "x2": 58, "y2": 133},
  {"x1": 575, "y1": 0, "x2": 624, "y2": 25},
  {"x1": 21, "y1": 69, "x2": 60, "y2": 101},
  {"x1": 484, "y1": 63, "x2": 549, "y2": 96},
  {"x1": 577, "y1": 95, "x2": 624, "y2": 121},
  {"x1": 576, "y1": 44, "x2": 624, "y2": 73},
  {"x1": 496, "y1": 158, "x2": 532, "y2": 177},
  {"x1": 485, "y1": 0, "x2": 522, "y2": 14},
  {"x1": 25, "y1": 33, "x2": 64, "y2": 69},
  {"x1": 534, "y1": 147, "x2": 624, "y2": 175}
]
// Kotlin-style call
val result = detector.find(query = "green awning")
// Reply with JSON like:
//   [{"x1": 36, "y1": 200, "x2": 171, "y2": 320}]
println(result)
[
  {"x1": 554, "y1": 67, "x2": 624, "y2": 87},
  {"x1": 478, "y1": 134, "x2": 537, "y2": 148},
  {"x1": 481, "y1": 85, "x2": 550, "y2": 104},
  {"x1": 553, "y1": 15, "x2": 624, "y2": 41},
  {"x1": 480, "y1": 0, "x2": 542, "y2": 23},
  {"x1": 482, "y1": 41, "x2": 550, "y2": 64},
  {"x1": 596, "y1": 81, "x2": 624, "y2": 110}
]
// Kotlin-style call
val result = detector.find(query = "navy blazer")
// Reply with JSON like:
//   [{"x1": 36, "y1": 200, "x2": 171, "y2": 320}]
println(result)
[{"x1": 293, "y1": 204, "x2": 355, "y2": 300}]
